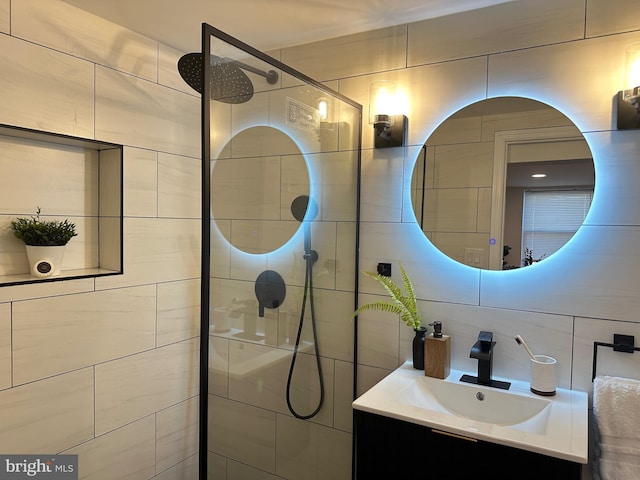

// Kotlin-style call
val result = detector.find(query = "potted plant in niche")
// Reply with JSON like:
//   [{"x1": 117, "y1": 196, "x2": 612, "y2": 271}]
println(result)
[
  {"x1": 353, "y1": 262, "x2": 426, "y2": 369},
  {"x1": 10, "y1": 207, "x2": 77, "y2": 278}
]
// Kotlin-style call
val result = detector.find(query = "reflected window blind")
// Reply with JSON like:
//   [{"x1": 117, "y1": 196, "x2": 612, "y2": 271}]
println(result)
[{"x1": 522, "y1": 190, "x2": 593, "y2": 262}]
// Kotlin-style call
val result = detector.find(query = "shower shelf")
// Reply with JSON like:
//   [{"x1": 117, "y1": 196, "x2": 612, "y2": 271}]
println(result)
[{"x1": 0, "y1": 123, "x2": 123, "y2": 288}]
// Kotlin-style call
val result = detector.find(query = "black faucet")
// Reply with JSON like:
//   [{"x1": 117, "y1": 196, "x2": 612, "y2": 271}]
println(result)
[
  {"x1": 460, "y1": 331, "x2": 511, "y2": 390},
  {"x1": 470, "y1": 331, "x2": 495, "y2": 384}
]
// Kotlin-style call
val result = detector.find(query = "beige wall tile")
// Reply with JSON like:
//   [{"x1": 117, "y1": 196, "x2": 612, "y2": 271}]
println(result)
[
  {"x1": 0, "y1": 34, "x2": 94, "y2": 137},
  {"x1": 583, "y1": 131, "x2": 640, "y2": 226},
  {"x1": 208, "y1": 395, "x2": 276, "y2": 473},
  {"x1": 0, "y1": 0, "x2": 8, "y2": 33},
  {"x1": 209, "y1": 336, "x2": 229, "y2": 398},
  {"x1": 275, "y1": 413, "x2": 351, "y2": 480},
  {"x1": 95, "y1": 339, "x2": 199, "y2": 435},
  {"x1": 227, "y1": 460, "x2": 280, "y2": 480},
  {"x1": 157, "y1": 279, "x2": 200, "y2": 346},
  {"x1": 12, "y1": 286, "x2": 156, "y2": 385},
  {"x1": 95, "y1": 217, "x2": 200, "y2": 290},
  {"x1": 334, "y1": 360, "x2": 353, "y2": 433},
  {"x1": 95, "y1": 66, "x2": 199, "y2": 158},
  {"x1": 0, "y1": 369, "x2": 94, "y2": 454},
  {"x1": 586, "y1": 0, "x2": 640, "y2": 37},
  {"x1": 0, "y1": 277, "x2": 95, "y2": 303},
  {"x1": 208, "y1": 452, "x2": 227, "y2": 480},
  {"x1": 156, "y1": 397, "x2": 199, "y2": 473},
  {"x1": 66, "y1": 416, "x2": 155, "y2": 480},
  {"x1": 158, "y1": 43, "x2": 195, "y2": 95},
  {"x1": 480, "y1": 226, "x2": 640, "y2": 321},
  {"x1": 13, "y1": 0, "x2": 157, "y2": 81},
  {"x1": 488, "y1": 31, "x2": 640, "y2": 133},
  {"x1": 158, "y1": 152, "x2": 201, "y2": 219},
  {"x1": 0, "y1": 303, "x2": 10, "y2": 390},
  {"x1": 408, "y1": 0, "x2": 584, "y2": 66},
  {"x1": 123, "y1": 147, "x2": 158, "y2": 217},
  {"x1": 154, "y1": 454, "x2": 199, "y2": 480},
  {"x1": 282, "y1": 25, "x2": 407, "y2": 82}
]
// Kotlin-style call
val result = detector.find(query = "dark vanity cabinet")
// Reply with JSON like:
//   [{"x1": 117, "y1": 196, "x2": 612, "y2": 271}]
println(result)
[{"x1": 354, "y1": 410, "x2": 581, "y2": 479}]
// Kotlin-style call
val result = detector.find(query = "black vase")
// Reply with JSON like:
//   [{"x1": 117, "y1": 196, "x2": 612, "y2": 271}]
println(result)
[{"x1": 412, "y1": 326, "x2": 427, "y2": 370}]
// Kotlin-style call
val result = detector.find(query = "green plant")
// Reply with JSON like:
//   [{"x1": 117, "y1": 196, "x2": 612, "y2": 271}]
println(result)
[
  {"x1": 353, "y1": 262, "x2": 422, "y2": 329},
  {"x1": 10, "y1": 207, "x2": 77, "y2": 246}
]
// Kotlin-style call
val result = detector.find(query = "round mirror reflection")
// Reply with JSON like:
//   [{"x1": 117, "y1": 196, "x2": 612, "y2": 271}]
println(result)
[
  {"x1": 212, "y1": 126, "x2": 310, "y2": 254},
  {"x1": 411, "y1": 97, "x2": 595, "y2": 270}
]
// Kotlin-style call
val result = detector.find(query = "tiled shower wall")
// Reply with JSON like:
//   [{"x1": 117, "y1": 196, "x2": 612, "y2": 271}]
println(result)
[
  {"x1": 275, "y1": 0, "x2": 640, "y2": 476},
  {"x1": 0, "y1": 0, "x2": 201, "y2": 478}
]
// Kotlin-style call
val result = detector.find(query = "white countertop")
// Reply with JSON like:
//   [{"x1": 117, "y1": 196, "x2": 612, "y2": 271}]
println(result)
[{"x1": 353, "y1": 362, "x2": 588, "y2": 464}]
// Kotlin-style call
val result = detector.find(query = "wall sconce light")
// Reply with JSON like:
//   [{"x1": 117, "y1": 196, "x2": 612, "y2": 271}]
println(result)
[
  {"x1": 369, "y1": 81, "x2": 407, "y2": 148},
  {"x1": 317, "y1": 98, "x2": 328, "y2": 122},
  {"x1": 617, "y1": 42, "x2": 640, "y2": 129}
]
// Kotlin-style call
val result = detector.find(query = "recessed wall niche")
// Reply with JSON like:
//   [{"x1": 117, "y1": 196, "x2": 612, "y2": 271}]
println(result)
[{"x1": 0, "y1": 124, "x2": 123, "y2": 286}]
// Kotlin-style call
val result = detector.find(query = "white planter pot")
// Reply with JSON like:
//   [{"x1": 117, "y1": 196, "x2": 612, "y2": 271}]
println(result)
[{"x1": 25, "y1": 245, "x2": 66, "y2": 278}]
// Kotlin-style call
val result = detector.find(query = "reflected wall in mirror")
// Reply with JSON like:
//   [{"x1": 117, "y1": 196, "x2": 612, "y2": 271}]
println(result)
[
  {"x1": 212, "y1": 126, "x2": 310, "y2": 254},
  {"x1": 411, "y1": 97, "x2": 595, "y2": 270}
]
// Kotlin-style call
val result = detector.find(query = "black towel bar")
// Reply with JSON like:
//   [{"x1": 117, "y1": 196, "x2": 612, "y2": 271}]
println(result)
[{"x1": 592, "y1": 334, "x2": 639, "y2": 381}]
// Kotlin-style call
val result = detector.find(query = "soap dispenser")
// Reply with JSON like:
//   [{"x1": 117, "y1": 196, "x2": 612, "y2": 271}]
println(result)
[{"x1": 424, "y1": 321, "x2": 450, "y2": 379}]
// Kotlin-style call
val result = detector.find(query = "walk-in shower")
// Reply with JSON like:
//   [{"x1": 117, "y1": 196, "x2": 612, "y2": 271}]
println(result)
[{"x1": 181, "y1": 24, "x2": 362, "y2": 479}]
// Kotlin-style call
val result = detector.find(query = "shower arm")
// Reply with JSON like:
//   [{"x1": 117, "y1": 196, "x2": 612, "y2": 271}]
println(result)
[{"x1": 217, "y1": 57, "x2": 279, "y2": 84}]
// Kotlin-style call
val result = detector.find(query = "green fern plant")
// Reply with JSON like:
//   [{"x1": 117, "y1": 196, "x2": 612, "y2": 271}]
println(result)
[
  {"x1": 353, "y1": 262, "x2": 422, "y2": 330},
  {"x1": 10, "y1": 207, "x2": 77, "y2": 246}
]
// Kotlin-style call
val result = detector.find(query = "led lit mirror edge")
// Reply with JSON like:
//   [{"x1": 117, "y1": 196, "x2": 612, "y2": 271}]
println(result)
[{"x1": 405, "y1": 96, "x2": 596, "y2": 273}]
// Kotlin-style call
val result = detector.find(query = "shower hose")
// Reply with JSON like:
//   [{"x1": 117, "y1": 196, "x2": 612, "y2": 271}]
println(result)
[{"x1": 285, "y1": 245, "x2": 324, "y2": 420}]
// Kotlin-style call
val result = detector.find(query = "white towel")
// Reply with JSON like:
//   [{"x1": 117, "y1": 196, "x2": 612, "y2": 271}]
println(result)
[{"x1": 593, "y1": 375, "x2": 640, "y2": 480}]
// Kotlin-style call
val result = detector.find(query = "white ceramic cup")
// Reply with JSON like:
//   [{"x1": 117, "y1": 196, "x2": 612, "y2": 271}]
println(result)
[{"x1": 530, "y1": 355, "x2": 557, "y2": 396}]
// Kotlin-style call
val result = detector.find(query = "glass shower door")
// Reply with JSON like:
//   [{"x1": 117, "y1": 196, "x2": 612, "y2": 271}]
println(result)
[{"x1": 201, "y1": 24, "x2": 361, "y2": 480}]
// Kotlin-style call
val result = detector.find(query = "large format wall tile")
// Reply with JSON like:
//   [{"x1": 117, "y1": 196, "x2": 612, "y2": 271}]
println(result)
[
  {"x1": 208, "y1": 395, "x2": 276, "y2": 473},
  {"x1": 123, "y1": 147, "x2": 158, "y2": 218},
  {"x1": 408, "y1": 0, "x2": 585, "y2": 66},
  {"x1": 0, "y1": 0, "x2": 8, "y2": 33},
  {"x1": 95, "y1": 66, "x2": 199, "y2": 157},
  {"x1": 0, "y1": 34, "x2": 94, "y2": 137},
  {"x1": 275, "y1": 413, "x2": 351, "y2": 480},
  {"x1": 480, "y1": 226, "x2": 640, "y2": 322},
  {"x1": 157, "y1": 279, "x2": 200, "y2": 346},
  {"x1": 95, "y1": 339, "x2": 199, "y2": 435},
  {"x1": 95, "y1": 217, "x2": 200, "y2": 290},
  {"x1": 12, "y1": 286, "x2": 156, "y2": 385},
  {"x1": 156, "y1": 397, "x2": 199, "y2": 473},
  {"x1": 66, "y1": 416, "x2": 156, "y2": 480},
  {"x1": 0, "y1": 369, "x2": 94, "y2": 454},
  {"x1": 488, "y1": 31, "x2": 640, "y2": 133},
  {"x1": 158, "y1": 152, "x2": 201, "y2": 218},
  {"x1": 154, "y1": 454, "x2": 199, "y2": 480},
  {"x1": 12, "y1": 0, "x2": 158, "y2": 81},
  {"x1": 0, "y1": 277, "x2": 95, "y2": 304},
  {"x1": 586, "y1": 0, "x2": 640, "y2": 37},
  {"x1": 0, "y1": 303, "x2": 10, "y2": 390},
  {"x1": 282, "y1": 25, "x2": 407, "y2": 82}
]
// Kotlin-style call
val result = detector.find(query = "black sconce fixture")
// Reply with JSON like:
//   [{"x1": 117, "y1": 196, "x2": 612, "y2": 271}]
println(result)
[
  {"x1": 369, "y1": 81, "x2": 408, "y2": 148},
  {"x1": 617, "y1": 42, "x2": 640, "y2": 130},
  {"x1": 373, "y1": 114, "x2": 407, "y2": 148}
]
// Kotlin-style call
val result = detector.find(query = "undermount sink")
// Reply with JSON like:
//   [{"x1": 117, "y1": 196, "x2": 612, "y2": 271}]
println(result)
[
  {"x1": 401, "y1": 374, "x2": 551, "y2": 430},
  {"x1": 353, "y1": 363, "x2": 588, "y2": 464}
]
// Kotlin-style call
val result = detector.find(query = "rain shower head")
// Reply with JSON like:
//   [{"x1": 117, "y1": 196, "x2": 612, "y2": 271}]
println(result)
[{"x1": 177, "y1": 52, "x2": 278, "y2": 104}]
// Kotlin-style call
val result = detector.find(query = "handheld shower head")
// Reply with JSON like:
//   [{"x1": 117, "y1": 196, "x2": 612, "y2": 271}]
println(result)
[{"x1": 177, "y1": 53, "x2": 279, "y2": 104}]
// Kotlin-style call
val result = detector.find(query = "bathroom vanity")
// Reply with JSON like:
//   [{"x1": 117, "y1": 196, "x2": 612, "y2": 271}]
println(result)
[{"x1": 353, "y1": 363, "x2": 588, "y2": 479}]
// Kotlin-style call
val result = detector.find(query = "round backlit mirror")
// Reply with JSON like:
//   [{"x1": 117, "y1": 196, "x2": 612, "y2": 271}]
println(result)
[
  {"x1": 411, "y1": 97, "x2": 595, "y2": 270},
  {"x1": 212, "y1": 126, "x2": 310, "y2": 254}
]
